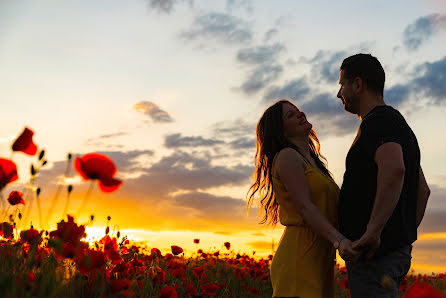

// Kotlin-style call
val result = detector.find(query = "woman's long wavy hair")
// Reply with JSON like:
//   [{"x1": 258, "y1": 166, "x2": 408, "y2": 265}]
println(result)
[{"x1": 246, "y1": 99, "x2": 332, "y2": 226}]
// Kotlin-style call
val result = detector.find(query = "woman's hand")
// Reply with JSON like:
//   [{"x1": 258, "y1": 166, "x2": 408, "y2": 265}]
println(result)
[{"x1": 338, "y1": 239, "x2": 361, "y2": 264}]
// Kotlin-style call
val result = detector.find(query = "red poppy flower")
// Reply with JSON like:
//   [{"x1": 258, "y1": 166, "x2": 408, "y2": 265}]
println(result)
[
  {"x1": 20, "y1": 228, "x2": 42, "y2": 245},
  {"x1": 194, "y1": 238, "x2": 200, "y2": 244},
  {"x1": 76, "y1": 249, "x2": 105, "y2": 275},
  {"x1": 27, "y1": 273, "x2": 36, "y2": 283},
  {"x1": 399, "y1": 277, "x2": 408, "y2": 291},
  {"x1": 341, "y1": 278, "x2": 349, "y2": 289},
  {"x1": 249, "y1": 287, "x2": 260, "y2": 295},
  {"x1": 158, "y1": 285, "x2": 177, "y2": 298},
  {"x1": 110, "y1": 278, "x2": 132, "y2": 294},
  {"x1": 7, "y1": 191, "x2": 24, "y2": 205},
  {"x1": 403, "y1": 281, "x2": 445, "y2": 298},
  {"x1": 193, "y1": 266, "x2": 206, "y2": 280},
  {"x1": 151, "y1": 248, "x2": 161, "y2": 257},
  {"x1": 197, "y1": 249, "x2": 203, "y2": 254},
  {"x1": 74, "y1": 153, "x2": 122, "y2": 192},
  {"x1": 0, "y1": 222, "x2": 13, "y2": 239},
  {"x1": 12, "y1": 127, "x2": 37, "y2": 156},
  {"x1": 224, "y1": 242, "x2": 231, "y2": 250},
  {"x1": 49, "y1": 215, "x2": 85, "y2": 244},
  {"x1": 213, "y1": 251, "x2": 220, "y2": 257},
  {"x1": 201, "y1": 282, "x2": 219, "y2": 296},
  {"x1": 186, "y1": 283, "x2": 197, "y2": 296},
  {"x1": 148, "y1": 266, "x2": 166, "y2": 284},
  {"x1": 0, "y1": 158, "x2": 18, "y2": 191},
  {"x1": 171, "y1": 245, "x2": 183, "y2": 255}
]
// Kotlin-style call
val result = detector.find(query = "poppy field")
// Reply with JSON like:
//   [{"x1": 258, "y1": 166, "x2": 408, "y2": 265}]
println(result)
[{"x1": 1, "y1": 127, "x2": 446, "y2": 297}]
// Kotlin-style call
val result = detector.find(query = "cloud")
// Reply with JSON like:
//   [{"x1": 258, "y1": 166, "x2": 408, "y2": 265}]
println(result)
[
  {"x1": 264, "y1": 28, "x2": 278, "y2": 42},
  {"x1": 229, "y1": 137, "x2": 255, "y2": 149},
  {"x1": 412, "y1": 56, "x2": 446, "y2": 105},
  {"x1": 145, "y1": 0, "x2": 193, "y2": 14},
  {"x1": 180, "y1": 12, "x2": 253, "y2": 45},
  {"x1": 237, "y1": 43, "x2": 285, "y2": 65},
  {"x1": 300, "y1": 93, "x2": 360, "y2": 137},
  {"x1": 263, "y1": 77, "x2": 310, "y2": 103},
  {"x1": 384, "y1": 84, "x2": 411, "y2": 107},
  {"x1": 403, "y1": 14, "x2": 446, "y2": 51},
  {"x1": 226, "y1": 0, "x2": 254, "y2": 14},
  {"x1": 236, "y1": 43, "x2": 285, "y2": 95},
  {"x1": 164, "y1": 133, "x2": 224, "y2": 148},
  {"x1": 172, "y1": 191, "x2": 246, "y2": 219},
  {"x1": 211, "y1": 119, "x2": 255, "y2": 139},
  {"x1": 303, "y1": 49, "x2": 348, "y2": 83},
  {"x1": 239, "y1": 64, "x2": 284, "y2": 95},
  {"x1": 134, "y1": 101, "x2": 174, "y2": 123}
]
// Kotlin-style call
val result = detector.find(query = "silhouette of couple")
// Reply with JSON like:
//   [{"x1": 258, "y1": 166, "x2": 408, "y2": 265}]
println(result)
[{"x1": 248, "y1": 54, "x2": 430, "y2": 298}]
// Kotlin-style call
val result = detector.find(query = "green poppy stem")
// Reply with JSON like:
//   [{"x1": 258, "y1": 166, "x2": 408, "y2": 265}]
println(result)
[
  {"x1": 62, "y1": 190, "x2": 72, "y2": 220},
  {"x1": 35, "y1": 192, "x2": 42, "y2": 230},
  {"x1": 75, "y1": 181, "x2": 95, "y2": 220},
  {"x1": 1, "y1": 205, "x2": 11, "y2": 224},
  {"x1": 44, "y1": 157, "x2": 72, "y2": 228}
]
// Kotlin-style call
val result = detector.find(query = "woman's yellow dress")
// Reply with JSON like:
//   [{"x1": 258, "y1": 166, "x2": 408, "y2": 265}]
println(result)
[{"x1": 270, "y1": 151, "x2": 340, "y2": 298}]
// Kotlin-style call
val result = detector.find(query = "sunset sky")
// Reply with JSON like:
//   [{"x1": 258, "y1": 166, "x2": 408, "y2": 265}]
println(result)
[{"x1": 1, "y1": 0, "x2": 446, "y2": 273}]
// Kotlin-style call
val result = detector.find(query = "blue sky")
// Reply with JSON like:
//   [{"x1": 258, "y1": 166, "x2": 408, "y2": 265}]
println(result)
[{"x1": 0, "y1": 0, "x2": 446, "y2": 272}]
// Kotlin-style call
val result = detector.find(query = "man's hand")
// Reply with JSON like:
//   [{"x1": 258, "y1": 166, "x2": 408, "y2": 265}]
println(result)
[
  {"x1": 352, "y1": 230, "x2": 381, "y2": 259},
  {"x1": 338, "y1": 239, "x2": 362, "y2": 264}
]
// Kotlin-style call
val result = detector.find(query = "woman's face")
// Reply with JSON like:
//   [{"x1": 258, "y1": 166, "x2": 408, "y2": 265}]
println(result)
[{"x1": 282, "y1": 103, "x2": 312, "y2": 139}]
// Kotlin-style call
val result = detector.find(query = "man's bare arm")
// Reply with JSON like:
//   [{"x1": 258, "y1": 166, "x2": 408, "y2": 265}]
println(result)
[{"x1": 416, "y1": 166, "x2": 430, "y2": 227}]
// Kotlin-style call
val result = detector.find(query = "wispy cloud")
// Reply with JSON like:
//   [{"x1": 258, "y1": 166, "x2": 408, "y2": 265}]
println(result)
[
  {"x1": 145, "y1": 0, "x2": 193, "y2": 14},
  {"x1": 164, "y1": 133, "x2": 224, "y2": 148},
  {"x1": 263, "y1": 28, "x2": 278, "y2": 43},
  {"x1": 236, "y1": 43, "x2": 285, "y2": 95},
  {"x1": 237, "y1": 43, "x2": 285, "y2": 65},
  {"x1": 263, "y1": 78, "x2": 310, "y2": 103},
  {"x1": 172, "y1": 191, "x2": 246, "y2": 219},
  {"x1": 403, "y1": 14, "x2": 446, "y2": 51},
  {"x1": 134, "y1": 100, "x2": 174, "y2": 123},
  {"x1": 412, "y1": 56, "x2": 446, "y2": 105},
  {"x1": 180, "y1": 12, "x2": 253, "y2": 45},
  {"x1": 226, "y1": 0, "x2": 254, "y2": 14}
]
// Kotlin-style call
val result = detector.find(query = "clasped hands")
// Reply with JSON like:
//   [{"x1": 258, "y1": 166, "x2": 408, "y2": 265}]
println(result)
[{"x1": 338, "y1": 229, "x2": 381, "y2": 264}]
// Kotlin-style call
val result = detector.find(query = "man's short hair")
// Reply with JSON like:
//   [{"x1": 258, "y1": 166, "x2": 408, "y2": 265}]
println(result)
[{"x1": 340, "y1": 53, "x2": 385, "y2": 96}]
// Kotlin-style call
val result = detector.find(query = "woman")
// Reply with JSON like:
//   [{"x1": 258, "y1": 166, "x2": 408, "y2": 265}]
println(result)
[{"x1": 247, "y1": 99, "x2": 360, "y2": 298}]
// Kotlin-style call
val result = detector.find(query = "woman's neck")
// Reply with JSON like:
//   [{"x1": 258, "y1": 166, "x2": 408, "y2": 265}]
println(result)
[{"x1": 288, "y1": 137, "x2": 310, "y2": 159}]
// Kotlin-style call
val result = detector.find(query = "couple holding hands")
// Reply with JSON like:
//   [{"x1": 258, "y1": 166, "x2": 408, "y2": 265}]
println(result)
[{"x1": 247, "y1": 53, "x2": 430, "y2": 298}]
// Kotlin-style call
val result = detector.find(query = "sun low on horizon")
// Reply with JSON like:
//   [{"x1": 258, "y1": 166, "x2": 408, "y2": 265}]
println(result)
[{"x1": 1, "y1": 0, "x2": 446, "y2": 278}]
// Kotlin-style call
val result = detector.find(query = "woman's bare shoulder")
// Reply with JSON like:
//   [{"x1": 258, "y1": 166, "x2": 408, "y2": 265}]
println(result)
[{"x1": 274, "y1": 148, "x2": 306, "y2": 177}]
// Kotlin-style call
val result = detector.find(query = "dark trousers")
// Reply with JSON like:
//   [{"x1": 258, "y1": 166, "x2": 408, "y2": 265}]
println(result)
[{"x1": 346, "y1": 245, "x2": 412, "y2": 298}]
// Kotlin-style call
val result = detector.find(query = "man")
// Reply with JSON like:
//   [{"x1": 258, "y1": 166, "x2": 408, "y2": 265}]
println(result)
[{"x1": 336, "y1": 53, "x2": 430, "y2": 297}]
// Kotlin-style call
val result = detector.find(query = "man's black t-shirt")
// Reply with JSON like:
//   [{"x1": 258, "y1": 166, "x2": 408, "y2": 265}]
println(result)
[{"x1": 339, "y1": 105, "x2": 420, "y2": 256}]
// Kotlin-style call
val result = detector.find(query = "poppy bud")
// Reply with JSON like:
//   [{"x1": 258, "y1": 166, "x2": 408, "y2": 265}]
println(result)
[
  {"x1": 107, "y1": 216, "x2": 111, "y2": 221},
  {"x1": 68, "y1": 185, "x2": 73, "y2": 193},
  {"x1": 95, "y1": 242, "x2": 99, "y2": 249},
  {"x1": 42, "y1": 160, "x2": 47, "y2": 166},
  {"x1": 105, "y1": 226, "x2": 110, "y2": 235},
  {"x1": 90, "y1": 215, "x2": 94, "y2": 221},
  {"x1": 45, "y1": 231, "x2": 48, "y2": 236},
  {"x1": 18, "y1": 213, "x2": 22, "y2": 220},
  {"x1": 38, "y1": 150, "x2": 45, "y2": 161},
  {"x1": 67, "y1": 153, "x2": 72, "y2": 160},
  {"x1": 31, "y1": 164, "x2": 36, "y2": 176},
  {"x1": 9, "y1": 214, "x2": 13, "y2": 222},
  {"x1": 36, "y1": 187, "x2": 41, "y2": 197}
]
